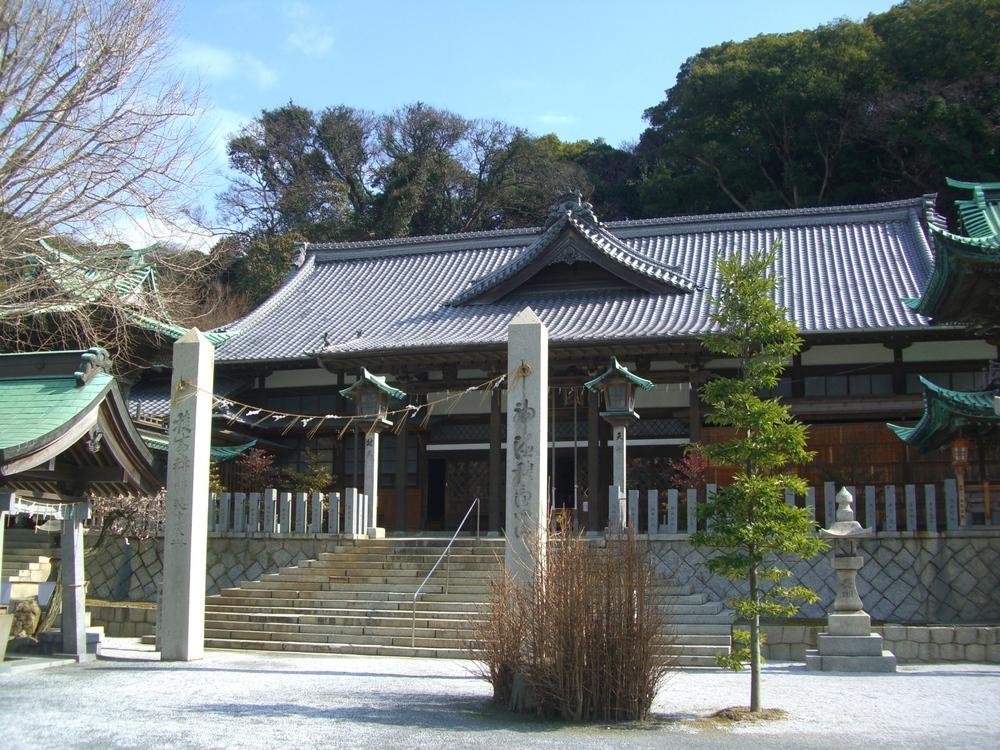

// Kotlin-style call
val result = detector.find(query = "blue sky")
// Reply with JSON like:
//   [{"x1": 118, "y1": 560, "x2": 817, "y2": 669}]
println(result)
[{"x1": 163, "y1": 0, "x2": 900, "y2": 246}]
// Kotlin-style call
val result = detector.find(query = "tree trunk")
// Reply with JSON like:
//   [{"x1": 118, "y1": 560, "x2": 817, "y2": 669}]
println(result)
[{"x1": 749, "y1": 564, "x2": 761, "y2": 712}]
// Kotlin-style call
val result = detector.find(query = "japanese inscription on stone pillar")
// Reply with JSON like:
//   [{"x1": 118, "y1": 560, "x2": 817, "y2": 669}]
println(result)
[{"x1": 505, "y1": 308, "x2": 548, "y2": 582}]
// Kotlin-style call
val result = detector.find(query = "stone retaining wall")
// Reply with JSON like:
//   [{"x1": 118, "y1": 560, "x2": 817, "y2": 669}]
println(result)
[
  {"x1": 83, "y1": 531, "x2": 1000, "y2": 628},
  {"x1": 85, "y1": 535, "x2": 337, "y2": 602},
  {"x1": 649, "y1": 531, "x2": 1000, "y2": 624},
  {"x1": 89, "y1": 604, "x2": 156, "y2": 638},
  {"x1": 760, "y1": 624, "x2": 1000, "y2": 663}
]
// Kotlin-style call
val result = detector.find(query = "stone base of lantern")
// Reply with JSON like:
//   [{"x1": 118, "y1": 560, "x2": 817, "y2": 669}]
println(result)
[{"x1": 805, "y1": 610, "x2": 896, "y2": 672}]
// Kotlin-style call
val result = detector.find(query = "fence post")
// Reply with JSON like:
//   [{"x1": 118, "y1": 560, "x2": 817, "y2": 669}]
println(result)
[
  {"x1": 884, "y1": 485, "x2": 897, "y2": 532},
  {"x1": 294, "y1": 492, "x2": 307, "y2": 534},
  {"x1": 667, "y1": 489, "x2": 678, "y2": 534},
  {"x1": 207, "y1": 492, "x2": 216, "y2": 533},
  {"x1": 627, "y1": 489, "x2": 639, "y2": 531},
  {"x1": 331, "y1": 492, "x2": 341, "y2": 535},
  {"x1": 784, "y1": 489, "x2": 795, "y2": 507},
  {"x1": 706, "y1": 484, "x2": 716, "y2": 531},
  {"x1": 647, "y1": 489, "x2": 659, "y2": 535},
  {"x1": 310, "y1": 492, "x2": 324, "y2": 533},
  {"x1": 247, "y1": 492, "x2": 261, "y2": 533},
  {"x1": 263, "y1": 488, "x2": 277, "y2": 533},
  {"x1": 944, "y1": 479, "x2": 959, "y2": 531},
  {"x1": 865, "y1": 485, "x2": 877, "y2": 533},
  {"x1": 905, "y1": 484, "x2": 917, "y2": 532},
  {"x1": 233, "y1": 492, "x2": 246, "y2": 534},
  {"x1": 278, "y1": 492, "x2": 292, "y2": 534},
  {"x1": 686, "y1": 488, "x2": 697, "y2": 535},
  {"x1": 805, "y1": 487, "x2": 816, "y2": 522},
  {"x1": 824, "y1": 482, "x2": 836, "y2": 527},
  {"x1": 219, "y1": 492, "x2": 231, "y2": 533},
  {"x1": 924, "y1": 484, "x2": 937, "y2": 533},
  {"x1": 344, "y1": 487, "x2": 358, "y2": 536}
]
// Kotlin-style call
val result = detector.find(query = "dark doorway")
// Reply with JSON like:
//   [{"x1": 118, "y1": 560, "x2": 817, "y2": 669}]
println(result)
[
  {"x1": 553, "y1": 456, "x2": 576, "y2": 509},
  {"x1": 426, "y1": 458, "x2": 446, "y2": 530}
]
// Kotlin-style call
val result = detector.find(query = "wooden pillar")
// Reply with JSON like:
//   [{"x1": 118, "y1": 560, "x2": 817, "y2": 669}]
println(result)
[
  {"x1": 587, "y1": 388, "x2": 601, "y2": 532},
  {"x1": 488, "y1": 387, "x2": 503, "y2": 533},
  {"x1": 394, "y1": 424, "x2": 408, "y2": 532}
]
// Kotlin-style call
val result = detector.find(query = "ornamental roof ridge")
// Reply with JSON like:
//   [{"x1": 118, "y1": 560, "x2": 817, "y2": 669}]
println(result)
[{"x1": 301, "y1": 196, "x2": 930, "y2": 258}]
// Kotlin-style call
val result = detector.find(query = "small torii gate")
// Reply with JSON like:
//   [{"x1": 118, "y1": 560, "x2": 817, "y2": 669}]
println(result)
[{"x1": 0, "y1": 348, "x2": 160, "y2": 660}]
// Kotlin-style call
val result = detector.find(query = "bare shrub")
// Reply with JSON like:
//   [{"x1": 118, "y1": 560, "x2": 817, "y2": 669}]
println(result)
[{"x1": 471, "y1": 527, "x2": 672, "y2": 722}]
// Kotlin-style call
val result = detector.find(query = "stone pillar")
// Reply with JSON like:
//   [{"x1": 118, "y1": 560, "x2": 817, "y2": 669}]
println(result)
[
  {"x1": 363, "y1": 429, "x2": 387, "y2": 538},
  {"x1": 505, "y1": 308, "x2": 548, "y2": 582},
  {"x1": 61, "y1": 501, "x2": 90, "y2": 660},
  {"x1": 344, "y1": 487, "x2": 359, "y2": 537},
  {"x1": 161, "y1": 328, "x2": 214, "y2": 662}
]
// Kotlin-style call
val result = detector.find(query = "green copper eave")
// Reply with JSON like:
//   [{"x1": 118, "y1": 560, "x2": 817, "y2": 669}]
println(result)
[
  {"x1": 140, "y1": 433, "x2": 256, "y2": 462},
  {"x1": 946, "y1": 177, "x2": 1000, "y2": 239},
  {"x1": 887, "y1": 376, "x2": 1000, "y2": 451},
  {"x1": 339, "y1": 367, "x2": 406, "y2": 401},
  {"x1": 584, "y1": 356, "x2": 655, "y2": 392}
]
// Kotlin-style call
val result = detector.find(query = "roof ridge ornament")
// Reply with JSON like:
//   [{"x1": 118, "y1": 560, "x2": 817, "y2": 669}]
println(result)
[
  {"x1": 74, "y1": 347, "x2": 112, "y2": 386},
  {"x1": 544, "y1": 189, "x2": 598, "y2": 230}
]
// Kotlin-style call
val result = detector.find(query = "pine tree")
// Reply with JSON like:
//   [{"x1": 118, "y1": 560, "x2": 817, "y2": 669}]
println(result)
[{"x1": 692, "y1": 244, "x2": 826, "y2": 712}]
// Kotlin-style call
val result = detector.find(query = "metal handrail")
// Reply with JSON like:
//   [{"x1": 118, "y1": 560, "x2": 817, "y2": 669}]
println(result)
[{"x1": 411, "y1": 496, "x2": 480, "y2": 647}]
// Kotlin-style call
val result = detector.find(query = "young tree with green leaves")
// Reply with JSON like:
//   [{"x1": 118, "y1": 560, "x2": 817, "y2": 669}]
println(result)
[{"x1": 692, "y1": 244, "x2": 826, "y2": 713}]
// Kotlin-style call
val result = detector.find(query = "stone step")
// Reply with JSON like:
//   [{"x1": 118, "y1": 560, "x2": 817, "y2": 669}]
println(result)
[
  {"x1": 201, "y1": 636, "x2": 468, "y2": 659},
  {"x1": 206, "y1": 612, "x2": 477, "y2": 632},
  {"x1": 302, "y1": 560, "x2": 502, "y2": 573},
  {"x1": 269, "y1": 570, "x2": 495, "y2": 584},
  {"x1": 209, "y1": 597, "x2": 481, "y2": 614},
  {"x1": 666, "y1": 623, "x2": 733, "y2": 636}
]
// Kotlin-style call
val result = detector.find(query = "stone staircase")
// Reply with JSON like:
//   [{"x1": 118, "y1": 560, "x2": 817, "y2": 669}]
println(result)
[
  {"x1": 2, "y1": 529, "x2": 58, "y2": 599},
  {"x1": 187, "y1": 538, "x2": 732, "y2": 667}
]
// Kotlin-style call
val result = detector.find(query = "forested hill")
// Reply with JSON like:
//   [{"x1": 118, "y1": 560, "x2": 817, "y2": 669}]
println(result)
[{"x1": 211, "y1": 0, "x2": 998, "y2": 309}]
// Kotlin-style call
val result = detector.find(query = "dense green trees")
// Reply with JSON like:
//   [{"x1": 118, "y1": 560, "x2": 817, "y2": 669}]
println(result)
[{"x1": 637, "y1": 0, "x2": 999, "y2": 213}]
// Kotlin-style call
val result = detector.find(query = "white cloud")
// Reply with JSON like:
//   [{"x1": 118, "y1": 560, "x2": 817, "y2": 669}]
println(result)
[
  {"x1": 110, "y1": 211, "x2": 218, "y2": 254},
  {"x1": 176, "y1": 39, "x2": 277, "y2": 90},
  {"x1": 537, "y1": 113, "x2": 577, "y2": 125},
  {"x1": 283, "y1": 2, "x2": 335, "y2": 58}
]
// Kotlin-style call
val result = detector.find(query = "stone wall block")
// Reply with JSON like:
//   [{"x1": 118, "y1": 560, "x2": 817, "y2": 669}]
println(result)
[
  {"x1": 929, "y1": 627, "x2": 954, "y2": 644},
  {"x1": 976, "y1": 628, "x2": 997, "y2": 645},
  {"x1": 939, "y1": 643, "x2": 963, "y2": 660},
  {"x1": 908, "y1": 626, "x2": 930, "y2": 643},
  {"x1": 988, "y1": 645, "x2": 1000, "y2": 662},
  {"x1": 965, "y1": 644, "x2": 986, "y2": 662},
  {"x1": 955, "y1": 627, "x2": 978, "y2": 645}
]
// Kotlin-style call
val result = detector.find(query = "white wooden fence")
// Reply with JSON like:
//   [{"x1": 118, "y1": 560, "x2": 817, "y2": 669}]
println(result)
[{"x1": 619, "y1": 479, "x2": 968, "y2": 536}]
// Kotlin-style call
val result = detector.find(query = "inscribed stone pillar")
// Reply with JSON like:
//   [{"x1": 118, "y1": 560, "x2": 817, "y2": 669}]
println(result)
[
  {"x1": 505, "y1": 308, "x2": 548, "y2": 581},
  {"x1": 61, "y1": 501, "x2": 90, "y2": 660},
  {"x1": 365, "y1": 431, "x2": 385, "y2": 538},
  {"x1": 161, "y1": 328, "x2": 214, "y2": 661}
]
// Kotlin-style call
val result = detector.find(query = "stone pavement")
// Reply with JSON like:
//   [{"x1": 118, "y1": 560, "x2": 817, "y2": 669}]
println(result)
[{"x1": 1, "y1": 638, "x2": 997, "y2": 750}]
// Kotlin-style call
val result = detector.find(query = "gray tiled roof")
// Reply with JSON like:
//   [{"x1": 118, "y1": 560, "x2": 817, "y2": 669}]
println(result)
[{"x1": 215, "y1": 198, "x2": 938, "y2": 364}]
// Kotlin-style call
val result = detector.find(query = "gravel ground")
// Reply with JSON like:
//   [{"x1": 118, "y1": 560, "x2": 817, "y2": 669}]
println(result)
[{"x1": 1, "y1": 638, "x2": 997, "y2": 750}]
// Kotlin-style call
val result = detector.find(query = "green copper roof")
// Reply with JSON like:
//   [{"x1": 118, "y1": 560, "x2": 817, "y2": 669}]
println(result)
[
  {"x1": 887, "y1": 376, "x2": 1000, "y2": 451},
  {"x1": 140, "y1": 433, "x2": 256, "y2": 462},
  {"x1": 1, "y1": 239, "x2": 237, "y2": 346},
  {"x1": 906, "y1": 180, "x2": 1000, "y2": 324},
  {"x1": 584, "y1": 356, "x2": 655, "y2": 392},
  {"x1": 947, "y1": 178, "x2": 1000, "y2": 239},
  {"x1": 0, "y1": 373, "x2": 113, "y2": 452},
  {"x1": 339, "y1": 367, "x2": 406, "y2": 401}
]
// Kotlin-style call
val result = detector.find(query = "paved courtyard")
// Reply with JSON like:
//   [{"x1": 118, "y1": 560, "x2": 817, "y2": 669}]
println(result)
[{"x1": 2, "y1": 638, "x2": 998, "y2": 750}]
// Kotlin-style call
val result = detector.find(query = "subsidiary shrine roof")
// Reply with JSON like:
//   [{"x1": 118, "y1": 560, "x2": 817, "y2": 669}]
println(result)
[
  {"x1": 213, "y1": 194, "x2": 943, "y2": 365},
  {"x1": 905, "y1": 179, "x2": 1000, "y2": 327},
  {"x1": 0, "y1": 348, "x2": 160, "y2": 501},
  {"x1": 887, "y1": 377, "x2": 1000, "y2": 451}
]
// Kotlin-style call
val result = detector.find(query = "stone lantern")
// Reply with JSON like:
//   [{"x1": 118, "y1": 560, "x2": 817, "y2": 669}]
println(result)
[
  {"x1": 584, "y1": 356, "x2": 654, "y2": 530},
  {"x1": 340, "y1": 368, "x2": 406, "y2": 538},
  {"x1": 805, "y1": 487, "x2": 896, "y2": 672}
]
